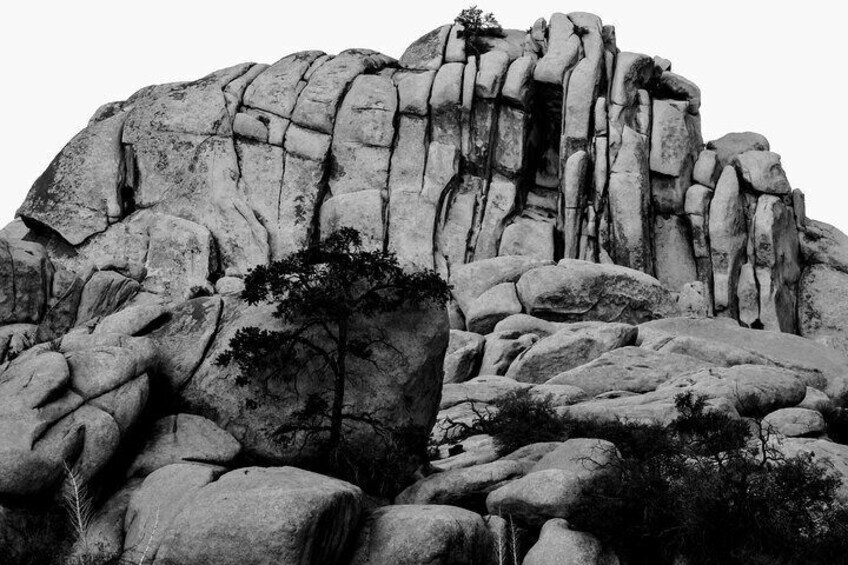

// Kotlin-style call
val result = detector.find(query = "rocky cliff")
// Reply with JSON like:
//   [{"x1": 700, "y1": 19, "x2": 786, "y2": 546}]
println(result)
[
  {"x1": 8, "y1": 12, "x2": 822, "y2": 339},
  {"x1": 4, "y1": 10, "x2": 848, "y2": 565}
]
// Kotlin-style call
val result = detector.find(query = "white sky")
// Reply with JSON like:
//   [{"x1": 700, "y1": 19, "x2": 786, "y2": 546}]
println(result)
[{"x1": 1, "y1": 1, "x2": 845, "y2": 232}]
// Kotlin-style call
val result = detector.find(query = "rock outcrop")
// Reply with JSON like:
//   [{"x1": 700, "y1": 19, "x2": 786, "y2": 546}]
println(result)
[{"x1": 7, "y1": 10, "x2": 815, "y2": 337}]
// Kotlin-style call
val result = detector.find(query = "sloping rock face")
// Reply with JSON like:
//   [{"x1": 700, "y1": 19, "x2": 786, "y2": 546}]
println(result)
[
  {"x1": 0, "y1": 334, "x2": 154, "y2": 496},
  {"x1": 127, "y1": 465, "x2": 363, "y2": 565},
  {"x1": 180, "y1": 297, "x2": 448, "y2": 467},
  {"x1": 8, "y1": 11, "x2": 812, "y2": 338}
]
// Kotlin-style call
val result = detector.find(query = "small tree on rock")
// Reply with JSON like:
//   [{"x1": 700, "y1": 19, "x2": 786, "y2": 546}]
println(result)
[
  {"x1": 216, "y1": 228, "x2": 451, "y2": 487},
  {"x1": 455, "y1": 5, "x2": 504, "y2": 56}
]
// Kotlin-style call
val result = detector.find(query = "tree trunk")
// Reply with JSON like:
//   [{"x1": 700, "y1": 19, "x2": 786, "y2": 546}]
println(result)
[{"x1": 328, "y1": 317, "x2": 348, "y2": 455}]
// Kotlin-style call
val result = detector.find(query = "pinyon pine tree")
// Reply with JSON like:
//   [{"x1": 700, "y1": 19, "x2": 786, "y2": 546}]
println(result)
[{"x1": 216, "y1": 228, "x2": 451, "y2": 486}]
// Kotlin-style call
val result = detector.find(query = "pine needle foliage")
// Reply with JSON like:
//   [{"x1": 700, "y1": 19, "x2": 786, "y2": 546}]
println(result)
[{"x1": 216, "y1": 228, "x2": 451, "y2": 492}]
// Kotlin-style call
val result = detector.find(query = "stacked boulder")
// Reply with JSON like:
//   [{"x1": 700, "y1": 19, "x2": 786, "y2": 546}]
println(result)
[{"x1": 8, "y1": 11, "x2": 813, "y2": 339}]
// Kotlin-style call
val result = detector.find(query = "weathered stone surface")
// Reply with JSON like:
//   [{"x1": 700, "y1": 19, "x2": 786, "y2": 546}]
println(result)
[
  {"x1": 650, "y1": 99, "x2": 696, "y2": 177},
  {"x1": 430, "y1": 62, "x2": 464, "y2": 147},
  {"x1": 733, "y1": 150, "x2": 791, "y2": 195},
  {"x1": 89, "y1": 374, "x2": 149, "y2": 436},
  {"x1": 494, "y1": 106, "x2": 528, "y2": 178},
  {"x1": 330, "y1": 74, "x2": 397, "y2": 196},
  {"x1": 444, "y1": 330, "x2": 485, "y2": 384},
  {"x1": 499, "y1": 218, "x2": 556, "y2": 261},
  {"x1": 610, "y1": 52, "x2": 653, "y2": 106},
  {"x1": 478, "y1": 330, "x2": 540, "y2": 376},
  {"x1": 440, "y1": 375, "x2": 531, "y2": 410},
  {"x1": 148, "y1": 296, "x2": 222, "y2": 390},
  {"x1": 709, "y1": 166, "x2": 747, "y2": 314},
  {"x1": 800, "y1": 219, "x2": 848, "y2": 273},
  {"x1": 736, "y1": 263, "x2": 761, "y2": 321},
  {"x1": 530, "y1": 438, "x2": 618, "y2": 473},
  {"x1": 182, "y1": 297, "x2": 448, "y2": 467},
  {"x1": 235, "y1": 142, "x2": 284, "y2": 253},
  {"x1": 400, "y1": 25, "x2": 451, "y2": 71},
  {"x1": 0, "y1": 352, "x2": 83, "y2": 495},
  {"x1": 798, "y1": 386, "x2": 830, "y2": 410},
  {"x1": 707, "y1": 132, "x2": 770, "y2": 168},
  {"x1": 486, "y1": 439, "x2": 618, "y2": 525},
  {"x1": 639, "y1": 318, "x2": 848, "y2": 396},
  {"x1": 450, "y1": 256, "x2": 552, "y2": 317},
  {"x1": 546, "y1": 346, "x2": 713, "y2": 396},
  {"x1": 563, "y1": 151, "x2": 590, "y2": 258},
  {"x1": 530, "y1": 383, "x2": 588, "y2": 408},
  {"x1": 693, "y1": 149, "x2": 721, "y2": 188},
  {"x1": 655, "y1": 71, "x2": 701, "y2": 113},
  {"x1": 798, "y1": 265, "x2": 848, "y2": 356},
  {"x1": 466, "y1": 283, "x2": 523, "y2": 335},
  {"x1": 243, "y1": 51, "x2": 325, "y2": 117},
  {"x1": 0, "y1": 219, "x2": 29, "y2": 240},
  {"x1": 95, "y1": 303, "x2": 167, "y2": 336},
  {"x1": 37, "y1": 270, "x2": 84, "y2": 342},
  {"x1": 432, "y1": 434, "x2": 499, "y2": 471},
  {"x1": 753, "y1": 195, "x2": 800, "y2": 332},
  {"x1": 0, "y1": 324, "x2": 36, "y2": 363},
  {"x1": 154, "y1": 467, "x2": 362, "y2": 565},
  {"x1": 505, "y1": 323, "x2": 637, "y2": 384},
  {"x1": 564, "y1": 56, "x2": 603, "y2": 152},
  {"x1": 763, "y1": 407, "x2": 826, "y2": 438},
  {"x1": 349, "y1": 504, "x2": 492, "y2": 565},
  {"x1": 493, "y1": 314, "x2": 566, "y2": 338},
  {"x1": 793, "y1": 188, "x2": 807, "y2": 228},
  {"x1": 657, "y1": 365, "x2": 806, "y2": 416},
  {"x1": 387, "y1": 192, "x2": 435, "y2": 269},
  {"x1": 523, "y1": 519, "x2": 619, "y2": 565},
  {"x1": 653, "y1": 215, "x2": 698, "y2": 291},
  {"x1": 534, "y1": 14, "x2": 580, "y2": 84},
  {"x1": 215, "y1": 276, "x2": 244, "y2": 294},
  {"x1": 127, "y1": 414, "x2": 241, "y2": 478},
  {"x1": 393, "y1": 70, "x2": 434, "y2": 117},
  {"x1": 395, "y1": 459, "x2": 528, "y2": 508},
  {"x1": 144, "y1": 213, "x2": 216, "y2": 299},
  {"x1": 475, "y1": 176, "x2": 517, "y2": 260},
  {"x1": 437, "y1": 181, "x2": 478, "y2": 268},
  {"x1": 608, "y1": 127, "x2": 652, "y2": 272},
  {"x1": 0, "y1": 239, "x2": 51, "y2": 326},
  {"x1": 475, "y1": 50, "x2": 510, "y2": 99},
  {"x1": 517, "y1": 260, "x2": 676, "y2": 324},
  {"x1": 48, "y1": 404, "x2": 121, "y2": 482},
  {"x1": 685, "y1": 184, "x2": 713, "y2": 257},
  {"x1": 123, "y1": 464, "x2": 221, "y2": 564},
  {"x1": 500, "y1": 442, "x2": 563, "y2": 464},
  {"x1": 561, "y1": 377, "x2": 742, "y2": 425},
  {"x1": 125, "y1": 130, "x2": 269, "y2": 274},
  {"x1": 233, "y1": 112, "x2": 268, "y2": 141},
  {"x1": 292, "y1": 50, "x2": 393, "y2": 135},
  {"x1": 76, "y1": 273, "x2": 140, "y2": 328},
  {"x1": 68, "y1": 478, "x2": 141, "y2": 565},
  {"x1": 320, "y1": 190, "x2": 384, "y2": 249},
  {"x1": 64, "y1": 341, "x2": 153, "y2": 400},
  {"x1": 502, "y1": 56, "x2": 536, "y2": 108},
  {"x1": 445, "y1": 25, "x2": 466, "y2": 63},
  {"x1": 122, "y1": 64, "x2": 251, "y2": 137},
  {"x1": 18, "y1": 114, "x2": 127, "y2": 245}
]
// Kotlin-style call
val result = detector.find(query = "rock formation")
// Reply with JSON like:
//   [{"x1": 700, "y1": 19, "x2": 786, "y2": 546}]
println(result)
[
  {"x1": 8, "y1": 11, "x2": 813, "y2": 337},
  {"x1": 4, "y1": 9, "x2": 848, "y2": 565}
]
